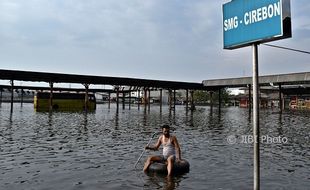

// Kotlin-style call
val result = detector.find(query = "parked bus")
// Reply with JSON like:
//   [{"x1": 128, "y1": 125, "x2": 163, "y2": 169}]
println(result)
[{"x1": 34, "y1": 92, "x2": 96, "y2": 111}]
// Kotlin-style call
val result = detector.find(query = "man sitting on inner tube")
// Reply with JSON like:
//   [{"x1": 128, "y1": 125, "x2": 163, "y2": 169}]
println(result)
[{"x1": 143, "y1": 124, "x2": 181, "y2": 176}]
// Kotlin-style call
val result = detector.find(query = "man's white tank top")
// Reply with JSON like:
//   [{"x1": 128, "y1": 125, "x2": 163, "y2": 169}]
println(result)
[{"x1": 162, "y1": 136, "x2": 175, "y2": 159}]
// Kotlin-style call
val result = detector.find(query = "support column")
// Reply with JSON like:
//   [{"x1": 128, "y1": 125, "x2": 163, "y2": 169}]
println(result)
[
  {"x1": 186, "y1": 89, "x2": 189, "y2": 111},
  {"x1": 108, "y1": 92, "x2": 111, "y2": 109},
  {"x1": 159, "y1": 89, "x2": 163, "y2": 112},
  {"x1": 138, "y1": 90, "x2": 140, "y2": 110},
  {"x1": 129, "y1": 91, "x2": 131, "y2": 110},
  {"x1": 21, "y1": 89, "x2": 24, "y2": 107},
  {"x1": 169, "y1": 89, "x2": 172, "y2": 110},
  {"x1": 148, "y1": 89, "x2": 151, "y2": 111},
  {"x1": 218, "y1": 88, "x2": 222, "y2": 110},
  {"x1": 122, "y1": 92, "x2": 125, "y2": 110},
  {"x1": 173, "y1": 89, "x2": 176, "y2": 109},
  {"x1": 190, "y1": 90, "x2": 195, "y2": 111},
  {"x1": 116, "y1": 87, "x2": 119, "y2": 113},
  {"x1": 144, "y1": 89, "x2": 148, "y2": 108},
  {"x1": 84, "y1": 84, "x2": 89, "y2": 112},
  {"x1": 10, "y1": 80, "x2": 14, "y2": 111},
  {"x1": 279, "y1": 84, "x2": 283, "y2": 112},
  {"x1": 49, "y1": 82, "x2": 53, "y2": 111},
  {"x1": 210, "y1": 91, "x2": 214, "y2": 108}
]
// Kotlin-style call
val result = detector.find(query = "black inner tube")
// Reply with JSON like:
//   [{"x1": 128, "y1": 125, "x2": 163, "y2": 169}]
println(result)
[{"x1": 148, "y1": 159, "x2": 190, "y2": 174}]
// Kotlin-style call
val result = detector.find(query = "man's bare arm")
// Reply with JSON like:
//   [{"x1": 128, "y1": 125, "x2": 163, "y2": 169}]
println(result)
[
  {"x1": 146, "y1": 135, "x2": 162, "y2": 151},
  {"x1": 173, "y1": 136, "x2": 181, "y2": 160}
]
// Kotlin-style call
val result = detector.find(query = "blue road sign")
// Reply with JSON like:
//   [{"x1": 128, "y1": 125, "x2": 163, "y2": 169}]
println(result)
[{"x1": 223, "y1": 0, "x2": 291, "y2": 49}]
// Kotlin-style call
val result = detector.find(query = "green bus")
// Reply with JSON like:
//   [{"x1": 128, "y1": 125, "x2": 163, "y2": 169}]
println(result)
[{"x1": 34, "y1": 92, "x2": 96, "y2": 111}]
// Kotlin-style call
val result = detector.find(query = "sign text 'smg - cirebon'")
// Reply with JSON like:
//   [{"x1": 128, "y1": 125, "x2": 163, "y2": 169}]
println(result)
[{"x1": 223, "y1": 0, "x2": 291, "y2": 49}]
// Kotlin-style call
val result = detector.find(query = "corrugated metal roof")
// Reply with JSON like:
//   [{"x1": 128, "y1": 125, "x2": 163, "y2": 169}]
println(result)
[
  {"x1": 203, "y1": 72, "x2": 310, "y2": 87},
  {"x1": 0, "y1": 69, "x2": 210, "y2": 90}
]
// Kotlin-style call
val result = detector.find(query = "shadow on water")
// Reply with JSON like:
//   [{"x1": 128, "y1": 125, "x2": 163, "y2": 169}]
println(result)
[
  {"x1": 48, "y1": 111, "x2": 53, "y2": 127},
  {"x1": 9, "y1": 109, "x2": 13, "y2": 124},
  {"x1": 78, "y1": 112, "x2": 89, "y2": 136},
  {"x1": 114, "y1": 111, "x2": 119, "y2": 129}
]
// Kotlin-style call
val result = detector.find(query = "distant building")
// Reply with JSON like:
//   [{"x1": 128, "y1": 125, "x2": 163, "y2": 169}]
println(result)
[{"x1": 235, "y1": 85, "x2": 310, "y2": 110}]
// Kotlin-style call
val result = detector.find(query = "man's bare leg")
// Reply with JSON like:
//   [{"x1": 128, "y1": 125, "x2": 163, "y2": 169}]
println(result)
[
  {"x1": 143, "y1": 156, "x2": 162, "y2": 172},
  {"x1": 167, "y1": 155, "x2": 175, "y2": 176}
]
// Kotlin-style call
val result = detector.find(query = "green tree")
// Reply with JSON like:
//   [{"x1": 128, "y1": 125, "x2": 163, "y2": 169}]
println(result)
[
  {"x1": 193, "y1": 90, "x2": 209, "y2": 103},
  {"x1": 193, "y1": 88, "x2": 231, "y2": 104},
  {"x1": 210, "y1": 88, "x2": 231, "y2": 104}
]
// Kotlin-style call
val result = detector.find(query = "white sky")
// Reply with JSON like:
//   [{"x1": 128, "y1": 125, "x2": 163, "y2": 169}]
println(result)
[{"x1": 0, "y1": 0, "x2": 309, "y2": 85}]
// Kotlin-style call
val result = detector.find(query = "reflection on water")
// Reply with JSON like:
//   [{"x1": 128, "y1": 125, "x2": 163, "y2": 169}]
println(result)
[
  {"x1": 0, "y1": 103, "x2": 309, "y2": 190},
  {"x1": 144, "y1": 173, "x2": 185, "y2": 190}
]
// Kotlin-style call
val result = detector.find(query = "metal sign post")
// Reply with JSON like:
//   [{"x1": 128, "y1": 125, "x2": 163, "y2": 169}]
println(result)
[{"x1": 252, "y1": 43, "x2": 260, "y2": 190}]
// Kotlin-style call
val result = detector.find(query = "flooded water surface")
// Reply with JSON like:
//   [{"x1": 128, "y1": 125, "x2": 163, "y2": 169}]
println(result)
[{"x1": 0, "y1": 103, "x2": 309, "y2": 190}]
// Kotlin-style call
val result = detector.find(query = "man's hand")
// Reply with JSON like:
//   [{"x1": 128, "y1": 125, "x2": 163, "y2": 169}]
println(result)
[{"x1": 145, "y1": 146, "x2": 153, "y2": 150}]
